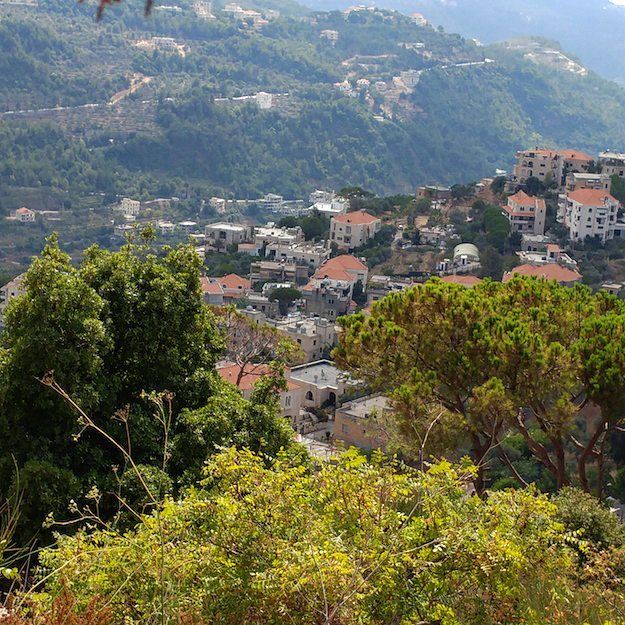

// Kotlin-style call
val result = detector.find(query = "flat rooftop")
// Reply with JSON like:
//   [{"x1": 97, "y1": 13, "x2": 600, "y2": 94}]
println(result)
[
  {"x1": 206, "y1": 222, "x2": 247, "y2": 231},
  {"x1": 338, "y1": 394, "x2": 390, "y2": 420},
  {"x1": 289, "y1": 360, "x2": 355, "y2": 389}
]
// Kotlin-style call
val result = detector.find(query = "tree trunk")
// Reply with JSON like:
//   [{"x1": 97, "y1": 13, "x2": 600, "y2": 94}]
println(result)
[{"x1": 578, "y1": 418, "x2": 607, "y2": 493}]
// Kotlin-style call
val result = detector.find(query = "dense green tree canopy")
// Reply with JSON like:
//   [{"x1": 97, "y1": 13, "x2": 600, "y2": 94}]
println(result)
[{"x1": 335, "y1": 277, "x2": 625, "y2": 494}]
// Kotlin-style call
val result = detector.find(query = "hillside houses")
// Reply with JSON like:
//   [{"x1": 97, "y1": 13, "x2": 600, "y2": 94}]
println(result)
[
  {"x1": 329, "y1": 210, "x2": 381, "y2": 251},
  {"x1": 503, "y1": 191, "x2": 546, "y2": 235}
]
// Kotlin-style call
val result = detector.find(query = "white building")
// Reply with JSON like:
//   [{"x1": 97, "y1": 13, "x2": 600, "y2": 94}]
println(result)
[
  {"x1": 9, "y1": 207, "x2": 36, "y2": 223},
  {"x1": 265, "y1": 241, "x2": 330, "y2": 269},
  {"x1": 119, "y1": 198, "x2": 141, "y2": 216},
  {"x1": 289, "y1": 360, "x2": 357, "y2": 409},
  {"x1": 308, "y1": 197, "x2": 349, "y2": 218},
  {"x1": 257, "y1": 193, "x2": 285, "y2": 212},
  {"x1": 157, "y1": 221, "x2": 176, "y2": 236},
  {"x1": 320, "y1": 29, "x2": 339, "y2": 44},
  {"x1": 205, "y1": 222, "x2": 251, "y2": 249},
  {"x1": 563, "y1": 189, "x2": 621, "y2": 242},
  {"x1": 0, "y1": 273, "x2": 25, "y2": 322},
  {"x1": 329, "y1": 210, "x2": 382, "y2": 251},
  {"x1": 209, "y1": 197, "x2": 227, "y2": 214},
  {"x1": 254, "y1": 223, "x2": 304, "y2": 249},
  {"x1": 177, "y1": 220, "x2": 198, "y2": 233}
]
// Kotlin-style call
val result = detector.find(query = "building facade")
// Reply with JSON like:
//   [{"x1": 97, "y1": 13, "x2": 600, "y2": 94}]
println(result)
[
  {"x1": 562, "y1": 189, "x2": 620, "y2": 242},
  {"x1": 329, "y1": 211, "x2": 382, "y2": 251},
  {"x1": 504, "y1": 191, "x2": 546, "y2": 235},
  {"x1": 334, "y1": 395, "x2": 390, "y2": 451}
]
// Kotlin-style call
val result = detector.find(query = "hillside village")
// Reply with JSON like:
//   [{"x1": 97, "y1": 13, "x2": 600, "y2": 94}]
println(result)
[{"x1": 5, "y1": 143, "x2": 625, "y2": 455}]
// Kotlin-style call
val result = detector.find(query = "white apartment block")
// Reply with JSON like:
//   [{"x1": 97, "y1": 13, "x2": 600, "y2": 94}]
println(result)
[
  {"x1": 503, "y1": 191, "x2": 546, "y2": 235},
  {"x1": 329, "y1": 210, "x2": 381, "y2": 251},
  {"x1": 265, "y1": 241, "x2": 330, "y2": 269},
  {"x1": 205, "y1": 222, "x2": 251, "y2": 249},
  {"x1": 257, "y1": 193, "x2": 284, "y2": 212},
  {"x1": 119, "y1": 198, "x2": 141, "y2": 216},
  {"x1": 563, "y1": 189, "x2": 620, "y2": 242},
  {"x1": 254, "y1": 223, "x2": 304, "y2": 248}
]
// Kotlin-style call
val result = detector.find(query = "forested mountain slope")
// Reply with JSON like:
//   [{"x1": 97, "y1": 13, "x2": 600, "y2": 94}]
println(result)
[
  {"x1": 2, "y1": 0, "x2": 625, "y2": 198},
  {"x1": 304, "y1": 0, "x2": 625, "y2": 86}
]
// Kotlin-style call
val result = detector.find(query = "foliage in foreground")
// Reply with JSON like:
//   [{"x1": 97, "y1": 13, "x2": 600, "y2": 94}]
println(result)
[{"x1": 14, "y1": 449, "x2": 624, "y2": 625}]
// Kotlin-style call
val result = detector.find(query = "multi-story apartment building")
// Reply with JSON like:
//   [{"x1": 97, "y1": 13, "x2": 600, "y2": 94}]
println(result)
[
  {"x1": 257, "y1": 193, "x2": 284, "y2": 212},
  {"x1": 313, "y1": 255, "x2": 369, "y2": 287},
  {"x1": 301, "y1": 280, "x2": 352, "y2": 319},
  {"x1": 265, "y1": 241, "x2": 330, "y2": 270},
  {"x1": 598, "y1": 151, "x2": 625, "y2": 178},
  {"x1": 559, "y1": 150, "x2": 595, "y2": 182},
  {"x1": 562, "y1": 189, "x2": 620, "y2": 242},
  {"x1": 249, "y1": 260, "x2": 309, "y2": 287},
  {"x1": 253, "y1": 223, "x2": 304, "y2": 249},
  {"x1": 564, "y1": 172, "x2": 611, "y2": 192},
  {"x1": 119, "y1": 198, "x2": 141, "y2": 216},
  {"x1": 513, "y1": 149, "x2": 593, "y2": 187},
  {"x1": 205, "y1": 223, "x2": 252, "y2": 250},
  {"x1": 271, "y1": 315, "x2": 339, "y2": 362},
  {"x1": 329, "y1": 211, "x2": 381, "y2": 251},
  {"x1": 503, "y1": 191, "x2": 547, "y2": 235}
]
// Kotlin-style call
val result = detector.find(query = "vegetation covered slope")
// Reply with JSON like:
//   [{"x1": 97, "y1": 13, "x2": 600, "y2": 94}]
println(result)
[
  {"x1": 3, "y1": 1, "x2": 625, "y2": 197},
  {"x1": 305, "y1": 0, "x2": 625, "y2": 85}
]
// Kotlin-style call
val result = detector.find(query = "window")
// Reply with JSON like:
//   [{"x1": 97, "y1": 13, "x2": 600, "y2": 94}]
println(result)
[
  {"x1": 306, "y1": 391, "x2": 314, "y2": 401},
  {"x1": 341, "y1": 424, "x2": 349, "y2": 434}
]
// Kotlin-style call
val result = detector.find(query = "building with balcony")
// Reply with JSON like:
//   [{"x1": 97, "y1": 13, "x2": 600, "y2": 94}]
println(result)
[
  {"x1": 598, "y1": 151, "x2": 625, "y2": 179},
  {"x1": 250, "y1": 260, "x2": 309, "y2": 287},
  {"x1": 564, "y1": 172, "x2": 611, "y2": 193},
  {"x1": 329, "y1": 211, "x2": 381, "y2": 251},
  {"x1": 205, "y1": 222, "x2": 252, "y2": 250},
  {"x1": 503, "y1": 191, "x2": 546, "y2": 235},
  {"x1": 562, "y1": 189, "x2": 621, "y2": 242},
  {"x1": 271, "y1": 314, "x2": 339, "y2": 363},
  {"x1": 265, "y1": 241, "x2": 330, "y2": 270}
]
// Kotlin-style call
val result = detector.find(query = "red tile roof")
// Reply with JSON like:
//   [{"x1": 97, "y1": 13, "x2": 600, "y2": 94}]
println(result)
[
  {"x1": 218, "y1": 273, "x2": 251, "y2": 292},
  {"x1": 508, "y1": 191, "x2": 545, "y2": 208},
  {"x1": 440, "y1": 275, "x2": 483, "y2": 287},
  {"x1": 15, "y1": 207, "x2": 33, "y2": 215},
  {"x1": 326, "y1": 254, "x2": 368, "y2": 271},
  {"x1": 200, "y1": 277, "x2": 224, "y2": 295},
  {"x1": 558, "y1": 150, "x2": 594, "y2": 162},
  {"x1": 314, "y1": 268, "x2": 354, "y2": 282},
  {"x1": 217, "y1": 363, "x2": 300, "y2": 391},
  {"x1": 567, "y1": 189, "x2": 619, "y2": 206},
  {"x1": 332, "y1": 210, "x2": 379, "y2": 225},
  {"x1": 503, "y1": 264, "x2": 582, "y2": 284}
]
